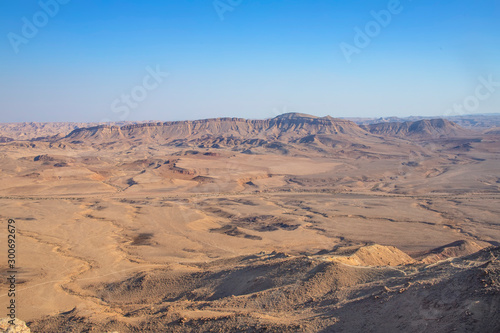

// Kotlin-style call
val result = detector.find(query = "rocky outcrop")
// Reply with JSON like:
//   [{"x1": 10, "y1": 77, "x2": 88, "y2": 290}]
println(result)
[{"x1": 0, "y1": 318, "x2": 31, "y2": 333}]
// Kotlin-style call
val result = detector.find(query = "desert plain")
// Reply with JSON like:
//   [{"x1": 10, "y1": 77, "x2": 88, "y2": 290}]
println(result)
[{"x1": 0, "y1": 113, "x2": 499, "y2": 332}]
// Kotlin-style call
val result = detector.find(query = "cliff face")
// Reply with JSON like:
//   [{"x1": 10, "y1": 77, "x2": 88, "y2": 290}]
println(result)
[
  {"x1": 62, "y1": 113, "x2": 370, "y2": 145},
  {"x1": 0, "y1": 114, "x2": 481, "y2": 144},
  {"x1": 64, "y1": 125, "x2": 124, "y2": 142}
]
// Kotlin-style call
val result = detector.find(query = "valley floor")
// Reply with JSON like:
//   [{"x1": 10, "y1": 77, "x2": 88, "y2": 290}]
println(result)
[{"x1": 0, "y1": 128, "x2": 499, "y2": 332}]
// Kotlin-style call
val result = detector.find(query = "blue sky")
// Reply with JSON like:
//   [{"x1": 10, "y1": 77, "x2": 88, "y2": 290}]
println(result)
[{"x1": 1, "y1": 0, "x2": 499, "y2": 122}]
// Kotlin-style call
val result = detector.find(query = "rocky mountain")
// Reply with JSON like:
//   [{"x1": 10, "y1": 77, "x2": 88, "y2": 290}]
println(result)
[
  {"x1": 362, "y1": 119, "x2": 472, "y2": 138},
  {"x1": 61, "y1": 113, "x2": 372, "y2": 147},
  {"x1": 59, "y1": 114, "x2": 474, "y2": 149},
  {"x1": 0, "y1": 114, "x2": 475, "y2": 148}
]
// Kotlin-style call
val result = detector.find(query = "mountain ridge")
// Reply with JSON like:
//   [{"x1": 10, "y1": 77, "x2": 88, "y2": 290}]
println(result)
[
  {"x1": 61, "y1": 113, "x2": 369, "y2": 146},
  {"x1": 60, "y1": 113, "x2": 475, "y2": 147},
  {"x1": 0, "y1": 113, "x2": 475, "y2": 146}
]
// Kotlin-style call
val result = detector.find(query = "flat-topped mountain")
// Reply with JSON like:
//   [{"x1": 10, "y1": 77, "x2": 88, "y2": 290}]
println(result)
[
  {"x1": 62, "y1": 113, "x2": 370, "y2": 146},
  {"x1": 60, "y1": 113, "x2": 472, "y2": 147},
  {"x1": 0, "y1": 114, "x2": 476, "y2": 148}
]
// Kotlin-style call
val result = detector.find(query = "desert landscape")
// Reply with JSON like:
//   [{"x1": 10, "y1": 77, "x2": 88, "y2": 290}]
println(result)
[{"x1": 0, "y1": 113, "x2": 499, "y2": 332}]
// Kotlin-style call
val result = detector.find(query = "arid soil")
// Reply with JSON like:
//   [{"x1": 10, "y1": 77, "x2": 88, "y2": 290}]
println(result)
[{"x1": 0, "y1": 113, "x2": 499, "y2": 332}]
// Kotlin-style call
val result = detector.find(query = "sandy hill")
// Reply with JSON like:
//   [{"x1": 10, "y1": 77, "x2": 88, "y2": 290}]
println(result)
[
  {"x1": 363, "y1": 119, "x2": 471, "y2": 138},
  {"x1": 417, "y1": 240, "x2": 487, "y2": 264},
  {"x1": 325, "y1": 244, "x2": 416, "y2": 266}
]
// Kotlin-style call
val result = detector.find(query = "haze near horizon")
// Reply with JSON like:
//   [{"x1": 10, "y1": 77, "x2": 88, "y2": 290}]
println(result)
[{"x1": 1, "y1": 0, "x2": 499, "y2": 123}]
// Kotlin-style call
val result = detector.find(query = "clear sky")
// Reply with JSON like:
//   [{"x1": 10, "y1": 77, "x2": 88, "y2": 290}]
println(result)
[{"x1": 1, "y1": 0, "x2": 499, "y2": 122}]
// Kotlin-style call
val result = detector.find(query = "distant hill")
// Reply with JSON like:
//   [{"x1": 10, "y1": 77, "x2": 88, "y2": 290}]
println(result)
[
  {"x1": 484, "y1": 127, "x2": 500, "y2": 135},
  {"x1": 0, "y1": 121, "x2": 142, "y2": 141},
  {"x1": 362, "y1": 119, "x2": 472, "y2": 138},
  {"x1": 348, "y1": 113, "x2": 500, "y2": 131}
]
